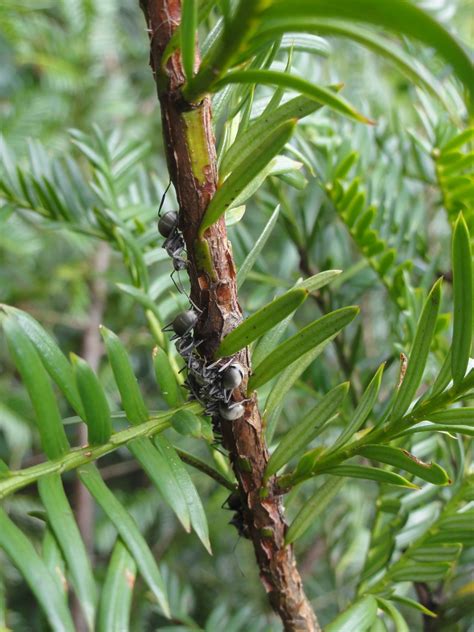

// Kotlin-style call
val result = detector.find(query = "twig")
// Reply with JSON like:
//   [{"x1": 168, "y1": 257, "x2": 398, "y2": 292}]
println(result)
[{"x1": 139, "y1": 2, "x2": 320, "y2": 629}]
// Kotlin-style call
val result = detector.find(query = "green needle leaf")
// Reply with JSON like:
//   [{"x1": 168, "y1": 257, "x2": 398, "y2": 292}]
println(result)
[
  {"x1": 357, "y1": 445, "x2": 451, "y2": 485},
  {"x1": 390, "y1": 278, "x2": 442, "y2": 421},
  {"x1": 325, "y1": 595, "x2": 378, "y2": 632},
  {"x1": 153, "y1": 346, "x2": 183, "y2": 408},
  {"x1": 154, "y1": 435, "x2": 211, "y2": 554},
  {"x1": 248, "y1": 306, "x2": 359, "y2": 391},
  {"x1": 285, "y1": 477, "x2": 344, "y2": 544},
  {"x1": 128, "y1": 437, "x2": 191, "y2": 533},
  {"x1": 181, "y1": 0, "x2": 197, "y2": 81},
  {"x1": 220, "y1": 93, "x2": 340, "y2": 180},
  {"x1": 451, "y1": 214, "x2": 473, "y2": 385},
  {"x1": 1, "y1": 307, "x2": 84, "y2": 417},
  {"x1": 199, "y1": 120, "x2": 295, "y2": 235},
  {"x1": 0, "y1": 507, "x2": 75, "y2": 632},
  {"x1": 264, "y1": 382, "x2": 349, "y2": 481},
  {"x1": 78, "y1": 463, "x2": 170, "y2": 617},
  {"x1": 98, "y1": 540, "x2": 136, "y2": 632},
  {"x1": 261, "y1": 0, "x2": 474, "y2": 111},
  {"x1": 324, "y1": 465, "x2": 419, "y2": 488},
  {"x1": 38, "y1": 474, "x2": 97, "y2": 630},
  {"x1": 2, "y1": 316, "x2": 70, "y2": 460},
  {"x1": 332, "y1": 364, "x2": 385, "y2": 450},
  {"x1": 215, "y1": 69, "x2": 373, "y2": 125},
  {"x1": 237, "y1": 204, "x2": 280, "y2": 288},
  {"x1": 71, "y1": 353, "x2": 113, "y2": 445},
  {"x1": 216, "y1": 288, "x2": 308, "y2": 358},
  {"x1": 100, "y1": 325, "x2": 149, "y2": 425}
]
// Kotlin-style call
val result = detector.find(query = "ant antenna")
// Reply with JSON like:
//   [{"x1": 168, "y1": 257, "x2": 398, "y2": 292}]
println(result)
[{"x1": 157, "y1": 179, "x2": 172, "y2": 217}]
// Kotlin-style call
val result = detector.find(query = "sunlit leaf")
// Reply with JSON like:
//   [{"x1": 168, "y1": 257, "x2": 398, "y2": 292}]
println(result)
[
  {"x1": 216, "y1": 70, "x2": 373, "y2": 124},
  {"x1": 237, "y1": 204, "x2": 280, "y2": 288},
  {"x1": 71, "y1": 353, "x2": 113, "y2": 445},
  {"x1": 248, "y1": 306, "x2": 359, "y2": 391},
  {"x1": 100, "y1": 325, "x2": 149, "y2": 425},
  {"x1": 2, "y1": 316, "x2": 70, "y2": 460},
  {"x1": 325, "y1": 595, "x2": 378, "y2": 632},
  {"x1": 324, "y1": 465, "x2": 418, "y2": 488},
  {"x1": 264, "y1": 382, "x2": 349, "y2": 481},
  {"x1": 199, "y1": 120, "x2": 295, "y2": 235},
  {"x1": 357, "y1": 445, "x2": 450, "y2": 485},
  {"x1": 38, "y1": 474, "x2": 97, "y2": 629},
  {"x1": 451, "y1": 214, "x2": 473, "y2": 385},
  {"x1": 0, "y1": 507, "x2": 75, "y2": 631},
  {"x1": 98, "y1": 540, "x2": 136, "y2": 632},
  {"x1": 78, "y1": 463, "x2": 170, "y2": 617},
  {"x1": 390, "y1": 279, "x2": 442, "y2": 421},
  {"x1": 181, "y1": 0, "x2": 197, "y2": 80},
  {"x1": 285, "y1": 477, "x2": 344, "y2": 544},
  {"x1": 216, "y1": 288, "x2": 308, "y2": 358}
]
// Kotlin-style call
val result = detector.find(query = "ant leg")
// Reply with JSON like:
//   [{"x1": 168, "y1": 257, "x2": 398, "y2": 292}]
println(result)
[{"x1": 157, "y1": 179, "x2": 172, "y2": 217}]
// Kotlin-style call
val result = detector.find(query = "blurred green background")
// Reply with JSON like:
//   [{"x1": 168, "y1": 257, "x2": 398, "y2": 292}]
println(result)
[{"x1": 0, "y1": 1, "x2": 472, "y2": 630}]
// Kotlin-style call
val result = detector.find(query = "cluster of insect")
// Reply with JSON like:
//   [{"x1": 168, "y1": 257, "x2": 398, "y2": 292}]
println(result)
[
  {"x1": 158, "y1": 190, "x2": 249, "y2": 539},
  {"x1": 157, "y1": 195, "x2": 247, "y2": 433}
]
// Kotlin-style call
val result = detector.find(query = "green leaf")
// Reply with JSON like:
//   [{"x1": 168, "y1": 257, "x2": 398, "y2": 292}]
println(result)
[
  {"x1": 181, "y1": 0, "x2": 197, "y2": 80},
  {"x1": 71, "y1": 354, "x2": 113, "y2": 445},
  {"x1": 1, "y1": 308, "x2": 84, "y2": 417},
  {"x1": 451, "y1": 214, "x2": 473, "y2": 385},
  {"x1": 171, "y1": 409, "x2": 202, "y2": 437},
  {"x1": 42, "y1": 528, "x2": 67, "y2": 599},
  {"x1": 390, "y1": 595, "x2": 437, "y2": 618},
  {"x1": 199, "y1": 120, "x2": 295, "y2": 235},
  {"x1": 216, "y1": 69, "x2": 373, "y2": 125},
  {"x1": 389, "y1": 562, "x2": 451, "y2": 582},
  {"x1": 376, "y1": 598, "x2": 409, "y2": 632},
  {"x1": 248, "y1": 306, "x2": 359, "y2": 391},
  {"x1": 98, "y1": 540, "x2": 136, "y2": 632},
  {"x1": 298, "y1": 269, "x2": 341, "y2": 293},
  {"x1": 2, "y1": 316, "x2": 70, "y2": 460},
  {"x1": 154, "y1": 435, "x2": 211, "y2": 554},
  {"x1": 220, "y1": 93, "x2": 338, "y2": 180},
  {"x1": 357, "y1": 445, "x2": 451, "y2": 485},
  {"x1": 153, "y1": 346, "x2": 183, "y2": 408},
  {"x1": 78, "y1": 463, "x2": 169, "y2": 617},
  {"x1": 260, "y1": 19, "x2": 451, "y2": 112},
  {"x1": 285, "y1": 477, "x2": 344, "y2": 544},
  {"x1": 128, "y1": 437, "x2": 191, "y2": 532},
  {"x1": 326, "y1": 595, "x2": 378, "y2": 632},
  {"x1": 100, "y1": 325, "x2": 149, "y2": 425},
  {"x1": 390, "y1": 279, "x2": 442, "y2": 421},
  {"x1": 265, "y1": 382, "x2": 349, "y2": 481},
  {"x1": 261, "y1": 0, "x2": 474, "y2": 111},
  {"x1": 237, "y1": 204, "x2": 280, "y2": 288},
  {"x1": 38, "y1": 474, "x2": 97, "y2": 630},
  {"x1": 332, "y1": 364, "x2": 384, "y2": 450},
  {"x1": 324, "y1": 465, "x2": 418, "y2": 488},
  {"x1": 424, "y1": 408, "x2": 473, "y2": 424},
  {"x1": 0, "y1": 507, "x2": 75, "y2": 632},
  {"x1": 264, "y1": 337, "x2": 335, "y2": 443},
  {"x1": 216, "y1": 288, "x2": 308, "y2": 358}
]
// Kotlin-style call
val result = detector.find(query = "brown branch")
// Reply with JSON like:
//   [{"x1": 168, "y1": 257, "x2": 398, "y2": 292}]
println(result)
[{"x1": 139, "y1": 2, "x2": 319, "y2": 630}]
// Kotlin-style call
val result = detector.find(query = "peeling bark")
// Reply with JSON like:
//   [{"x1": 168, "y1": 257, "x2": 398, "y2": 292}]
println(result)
[{"x1": 139, "y1": 2, "x2": 319, "y2": 629}]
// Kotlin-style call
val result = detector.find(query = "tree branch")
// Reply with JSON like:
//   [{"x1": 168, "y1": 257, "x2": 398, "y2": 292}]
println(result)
[{"x1": 139, "y1": 2, "x2": 319, "y2": 629}]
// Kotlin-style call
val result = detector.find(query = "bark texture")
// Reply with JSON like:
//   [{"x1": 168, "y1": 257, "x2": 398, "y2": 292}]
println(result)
[{"x1": 139, "y1": 2, "x2": 319, "y2": 629}]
